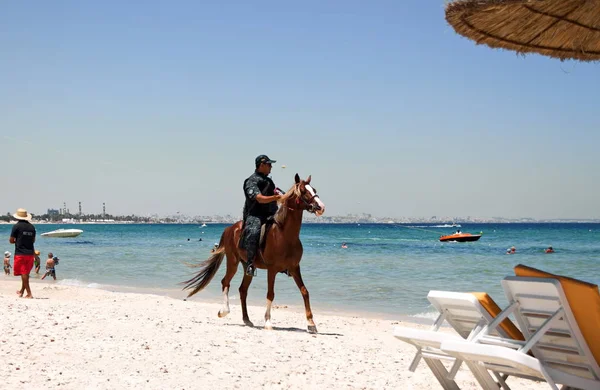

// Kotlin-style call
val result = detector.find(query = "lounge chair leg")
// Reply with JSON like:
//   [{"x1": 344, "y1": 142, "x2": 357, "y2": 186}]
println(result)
[
  {"x1": 463, "y1": 360, "x2": 501, "y2": 390},
  {"x1": 408, "y1": 350, "x2": 422, "y2": 372},
  {"x1": 447, "y1": 359, "x2": 462, "y2": 379},
  {"x1": 492, "y1": 372, "x2": 511, "y2": 390},
  {"x1": 424, "y1": 358, "x2": 460, "y2": 390}
]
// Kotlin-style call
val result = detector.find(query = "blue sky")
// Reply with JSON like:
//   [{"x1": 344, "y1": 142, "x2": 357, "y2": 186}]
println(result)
[{"x1": 1, "y1": 1, "x2": 599, "y2": 219}]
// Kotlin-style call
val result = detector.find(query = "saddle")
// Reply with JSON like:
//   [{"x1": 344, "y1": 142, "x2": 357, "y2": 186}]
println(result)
[
  {"x1": 259, "y1": 217, "x2": 276, "y2": 251},
  {"x1": 238, "y1": 217, "x2": 290, "y2": 276},
  {"x1": 238, "y1": 216, "x2": 277, "y2": 254}
]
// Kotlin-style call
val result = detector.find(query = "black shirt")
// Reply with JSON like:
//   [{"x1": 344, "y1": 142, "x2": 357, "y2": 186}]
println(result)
[
  {"x1": 243, "y1": 171, "x2": 278, "y2": 218},
  {"x1": 10, "y1": 221, "x2": 36, "y2": 255}
]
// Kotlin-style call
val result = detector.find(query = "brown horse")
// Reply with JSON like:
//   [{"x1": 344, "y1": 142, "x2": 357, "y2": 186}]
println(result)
[{"x1": 182, "y1": 174, "x2": 326, "y2": 333}]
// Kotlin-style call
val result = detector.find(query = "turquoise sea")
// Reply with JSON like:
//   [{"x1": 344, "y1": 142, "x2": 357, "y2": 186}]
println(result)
[{"x1": 2, "y1": 223, "x2": 599, "y2": 320}]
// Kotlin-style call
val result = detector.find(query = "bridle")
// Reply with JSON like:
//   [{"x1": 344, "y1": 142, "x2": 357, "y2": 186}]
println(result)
[{"x1": 286, "y1": 185, "x2": 322, "y2": 213}]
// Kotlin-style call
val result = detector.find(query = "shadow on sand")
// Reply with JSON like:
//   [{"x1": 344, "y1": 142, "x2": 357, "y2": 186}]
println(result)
[{"x1": 224, "y1": 322, "x2": 342, "y2": 336}]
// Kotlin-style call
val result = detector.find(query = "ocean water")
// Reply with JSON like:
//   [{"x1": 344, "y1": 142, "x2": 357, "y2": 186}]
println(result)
[{"x1": 2, "y1": 223, "x2": 599, "y2": 320}]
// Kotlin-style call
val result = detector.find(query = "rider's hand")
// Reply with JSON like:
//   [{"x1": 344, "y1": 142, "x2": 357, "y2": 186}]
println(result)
[{"x1": 273, "y1": 194, "x2": 282, "y2": 202}]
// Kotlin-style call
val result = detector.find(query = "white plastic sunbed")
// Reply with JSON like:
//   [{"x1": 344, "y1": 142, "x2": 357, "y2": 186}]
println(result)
[
  {"x1": 393, "y1": 290, "x2": 524, "y2": 390},
  {"x1": 440, "y1": 276, "x2": 600, "y2": 390}
]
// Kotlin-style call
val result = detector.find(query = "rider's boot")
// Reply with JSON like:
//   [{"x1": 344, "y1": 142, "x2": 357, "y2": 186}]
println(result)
[
  {"x1": 245, "y1": 248, "x2": 257, "y2": 277},
  {"x1": 246, "y1": 260, "x2": 256, "y2": 276}
]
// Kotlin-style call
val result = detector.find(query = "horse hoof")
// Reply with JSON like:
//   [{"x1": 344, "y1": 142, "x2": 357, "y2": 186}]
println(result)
[
  {"x1": 244, "y1": 319, "x2": 254, "y2": 327},
  {"x1": 264, "y1": 325, "x2": 273, "y2": 331},
  {"x1": 218, "y1": 310, "x2": 230, "y2": 318},
  {"x1": 308, "y1": 325, "x2": 318, "y2": 334}
]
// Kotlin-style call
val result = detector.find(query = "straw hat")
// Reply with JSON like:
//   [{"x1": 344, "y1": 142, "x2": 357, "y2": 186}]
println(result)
[
  {"x1": 13, "y1": 208, "x2": 32, "y2": 221},
  {"x1": 446, "y1": 0, "x2": 600, "y2": 61}
]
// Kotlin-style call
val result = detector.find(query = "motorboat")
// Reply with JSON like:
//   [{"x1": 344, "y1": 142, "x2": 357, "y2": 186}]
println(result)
[
  {"x1": 439, "y1": 232, "x2": 482, "y2": 242},
  {"x1": 41, "y1": 228, "x2": 83, "y2": 238}
]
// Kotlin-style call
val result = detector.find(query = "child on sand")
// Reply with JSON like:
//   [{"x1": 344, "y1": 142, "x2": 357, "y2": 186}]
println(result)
[
  {"x1": 41, "y1": 253, "x2": 58, "y2": 281},
  {"x1": 3, "y1": 251, "x2": 11, "y2": 275}
]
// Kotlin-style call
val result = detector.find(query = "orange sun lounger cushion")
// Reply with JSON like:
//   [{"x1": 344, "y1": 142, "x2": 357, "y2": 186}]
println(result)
[
  {"x1": 470, "y1": 292, "x2": 524, "y2": 341},
  {"x1": 514, "y1": 264, "x2": 600, "y2": 365}
]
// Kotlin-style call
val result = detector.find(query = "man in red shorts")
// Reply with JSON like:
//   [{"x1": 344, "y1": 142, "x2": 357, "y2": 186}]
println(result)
[{"x1": 9, "y1": 208, "x2": 36, "y2": 298}]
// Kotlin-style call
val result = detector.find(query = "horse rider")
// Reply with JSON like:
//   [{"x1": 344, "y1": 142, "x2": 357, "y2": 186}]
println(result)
[{"x1": 240, "y1": 155, "x2": 282, "y2": 276}]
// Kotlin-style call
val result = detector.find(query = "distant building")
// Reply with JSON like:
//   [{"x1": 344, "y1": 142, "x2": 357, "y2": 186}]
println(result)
[{"x1": 47, "y1": 209, "x2": 60, "y2": 216}]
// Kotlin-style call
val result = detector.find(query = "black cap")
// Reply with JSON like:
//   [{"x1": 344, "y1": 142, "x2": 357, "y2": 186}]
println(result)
[{"x1": 255, "y1": 155, "x2": 276, "y2": 167}]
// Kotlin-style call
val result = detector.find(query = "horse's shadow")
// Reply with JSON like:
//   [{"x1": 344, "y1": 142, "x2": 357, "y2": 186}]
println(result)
[{"x1": 224, "y1": 323, "x2": 343, "y2": 336}]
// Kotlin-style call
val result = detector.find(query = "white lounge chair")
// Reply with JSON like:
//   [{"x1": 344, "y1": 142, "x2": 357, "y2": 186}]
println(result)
[
  {"x1": 441, "y1": 270, "x2": 600, "y2": 390},
  {"x1": 393, "y1": 290, "x2": 524, "y2": 390}
]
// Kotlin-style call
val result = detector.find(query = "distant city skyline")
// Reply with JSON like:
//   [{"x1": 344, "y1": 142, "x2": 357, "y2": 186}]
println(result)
[
  {"x1": 2, "y1": 2, "x2": 599, "y2": 220},
  {"x1": 10, "y1": 205, "x2": 599, "y2": 225}
]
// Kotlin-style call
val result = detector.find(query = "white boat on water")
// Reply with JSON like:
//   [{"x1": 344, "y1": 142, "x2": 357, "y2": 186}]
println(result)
[{"x1": 41, "y1": 228, "x2": 83, "y2": 238}]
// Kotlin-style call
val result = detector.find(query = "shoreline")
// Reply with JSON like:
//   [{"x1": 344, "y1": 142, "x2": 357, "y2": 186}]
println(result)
[
  {"x1": 0, "y1": 279, "x2": 546, "y2": 389},
  {"x1": 18, "y1": 276, "x2": 435, "y2": 325}
]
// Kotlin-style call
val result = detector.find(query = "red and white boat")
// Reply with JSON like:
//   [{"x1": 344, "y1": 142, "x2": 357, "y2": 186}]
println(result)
[{"x1": 439, "y1": 232, "x2": 482, "y2": 242}]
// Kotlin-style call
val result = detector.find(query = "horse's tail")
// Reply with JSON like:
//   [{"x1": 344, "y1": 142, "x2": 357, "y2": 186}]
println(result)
[{"x1": 182, "y1": 235, "x2": 226, "y2": 298}]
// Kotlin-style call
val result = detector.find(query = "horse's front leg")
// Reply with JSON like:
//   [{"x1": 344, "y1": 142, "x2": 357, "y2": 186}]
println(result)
[
  {"x1": 264, "y1": 269, "x2": 276, "y2": 330},
  {"x1": 239, "y1": 273, "x2": 254, "y2": 327},
  {"x1": 218, "y1": 255, "x2": 238, "y2": 318},
  {"x1": 290, "y1": 266, "x2": 317, "y2": 333}
]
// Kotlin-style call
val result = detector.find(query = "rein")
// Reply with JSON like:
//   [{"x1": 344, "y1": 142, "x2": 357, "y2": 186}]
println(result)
[{"x1": 286, "y1": 193, "x2": 320, "y2": 212}]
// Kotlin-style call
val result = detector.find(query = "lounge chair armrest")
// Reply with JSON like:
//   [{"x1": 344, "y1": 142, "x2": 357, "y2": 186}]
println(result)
[
  {"x1": 441, "y1": 340, "x2": 543, "y2": 374},
  {"x1": 394, "y1": 327, "x2": 462, "y2": 348}
]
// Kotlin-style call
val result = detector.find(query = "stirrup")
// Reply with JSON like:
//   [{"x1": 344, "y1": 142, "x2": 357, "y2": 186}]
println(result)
[{"x1": 245, "y1": 264, "x2": 257, "y2": 277}]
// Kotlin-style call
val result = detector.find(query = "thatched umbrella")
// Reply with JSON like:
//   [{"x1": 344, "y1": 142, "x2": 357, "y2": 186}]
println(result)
[{"x1": 445, "y1": 0, "x2": 600, "y2": 61}]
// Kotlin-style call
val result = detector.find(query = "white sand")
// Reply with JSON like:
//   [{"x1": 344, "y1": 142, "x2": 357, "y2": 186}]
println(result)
[{"x1": 0, "y1": 279, "x2": 546, "y2": 389}]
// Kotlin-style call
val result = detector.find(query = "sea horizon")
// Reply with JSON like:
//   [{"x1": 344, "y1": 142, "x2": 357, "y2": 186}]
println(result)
[{"x1": 3, "y1": 219, "x2": 600, "y2": 225}]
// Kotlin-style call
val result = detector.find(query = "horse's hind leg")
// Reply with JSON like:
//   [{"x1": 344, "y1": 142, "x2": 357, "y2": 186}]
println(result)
[
  {"x1": 239, "y1": 273, "x2": 254, "y2": 327},
  {"x1": 290, "y1": 266, "x2": 317, "y2": 333},
  {"x1": 264, "y1": 269, "x2": 276, "y2": 330},
  {"x1": 218, "y1": 254, "x2": 238, "y2": 318}
]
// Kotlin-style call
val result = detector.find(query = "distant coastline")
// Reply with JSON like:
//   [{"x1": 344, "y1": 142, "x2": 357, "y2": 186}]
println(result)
[{"x1": 1, "y1": 217, "x2": 599, "y2": 225}]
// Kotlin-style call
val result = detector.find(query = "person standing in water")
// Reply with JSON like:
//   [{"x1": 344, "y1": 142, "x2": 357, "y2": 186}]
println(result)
[
  {"x1": 41, "y1": 253, "x2": 58, "y2": 281},
  {"x1": 3, "y1": 251, "x2": 11, "y2": 275},
  {"x1": 34, "y1": 250, "x2": 41, "y2": 274}
]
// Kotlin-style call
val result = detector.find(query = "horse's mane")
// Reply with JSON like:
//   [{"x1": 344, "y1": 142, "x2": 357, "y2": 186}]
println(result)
[{"x1": 274, "y1": 183, "x2": 301, "y2": 225}]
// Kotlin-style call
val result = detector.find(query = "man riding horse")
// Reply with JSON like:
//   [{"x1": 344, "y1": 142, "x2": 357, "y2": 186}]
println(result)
[
  {"x1": 240, "y1": 154, "x2": 282, "y2": 276},
  {"x1": 183, "y1": 169, "x2": 325, "y2": 333}
]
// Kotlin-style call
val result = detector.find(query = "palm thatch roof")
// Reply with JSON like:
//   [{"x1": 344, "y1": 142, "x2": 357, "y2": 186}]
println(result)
[{"x1": 445, "y1": 0, "x2": 600, "y2": 61}]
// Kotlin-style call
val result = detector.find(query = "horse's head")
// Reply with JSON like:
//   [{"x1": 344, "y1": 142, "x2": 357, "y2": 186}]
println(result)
[{"x1": 281, "y1": 174, "x2": 325, "y2": 216}]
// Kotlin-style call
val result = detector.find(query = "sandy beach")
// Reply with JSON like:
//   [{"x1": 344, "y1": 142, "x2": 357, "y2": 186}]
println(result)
[{"x1": 0, "y1": 279, "x2": 546, "y2": 390}]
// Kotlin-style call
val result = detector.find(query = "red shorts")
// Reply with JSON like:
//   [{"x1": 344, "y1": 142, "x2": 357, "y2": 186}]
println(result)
[{"x1": 13, "y1": 255, "x2": 34, "y2": 276}]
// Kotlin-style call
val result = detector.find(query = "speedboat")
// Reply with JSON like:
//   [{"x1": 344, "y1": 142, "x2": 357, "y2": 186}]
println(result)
[
  {"x1": 41, "y1": 228, "x2": 83, "y2": 238},
  {"x1": 439, "y1": 232, "x2": 482, "y2": 242}
]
